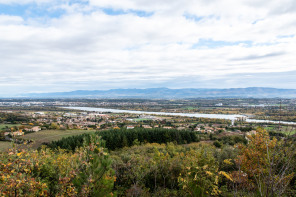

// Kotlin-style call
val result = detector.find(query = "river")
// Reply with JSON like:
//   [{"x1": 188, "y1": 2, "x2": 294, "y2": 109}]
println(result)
[{"x1": 63, "y1": 107, "x2": 296, "y2": 125}]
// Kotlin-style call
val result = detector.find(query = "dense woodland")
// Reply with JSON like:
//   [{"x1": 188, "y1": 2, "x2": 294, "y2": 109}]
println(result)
[
  {"x1": 47, "y1": 128, "x2": 200, "y2": 151},
  {"x1": 0, "y1": 112, "x2": 30, "y2": 124},
  {"x1": 1, "y1": 127, "x2": 296, "y2": 196}
]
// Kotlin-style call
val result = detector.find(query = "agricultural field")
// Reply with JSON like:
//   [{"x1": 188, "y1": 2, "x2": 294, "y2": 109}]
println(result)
[
  {"x1": 19, "y1": 129, "x2": 96, "y2": 149},
  {"x1": 0, "y1": 124, "x2": 21, "y2": 130},
  {"x1": 134, "y1": 118, "x2": 151, "y2": 121},
  {"x1": 0, "y1": 141, "x2": 12, "y2": 151},
  {"x1": 265, "y1": 125, "x2": 296, "y2": 135},
  {"x1": 1, "y1": 129, "x2": 96, "y2": 151}
]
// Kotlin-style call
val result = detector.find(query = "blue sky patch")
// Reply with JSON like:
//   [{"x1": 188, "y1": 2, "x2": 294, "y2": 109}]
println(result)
[
  {"x1": 0, "y1": 3, "x2": 65, "y2": 19},
  {"x1": 192, "y1": 39, "x2": 252, "y2": 49},
  {"x1": 102, "y1": 8, "x2": 153, "y2": 17},
  {"x1": 183, "y1": 13, "x2": 204, "y2": 22},
  {"x1": 277, "y1": 34, "x2": 294, "y2": 38},
  {"x1": 68, "y1": 0, "x2": 89, "y2": 6}
]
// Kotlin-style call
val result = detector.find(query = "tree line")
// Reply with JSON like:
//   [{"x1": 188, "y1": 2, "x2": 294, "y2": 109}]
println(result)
[{"x1": 47, "y1": 128, "x2": 200, "y2": 151}]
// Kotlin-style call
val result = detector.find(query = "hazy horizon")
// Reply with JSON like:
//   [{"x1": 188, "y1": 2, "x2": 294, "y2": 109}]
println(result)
[
  {"x1": 0, "y1": 0, "x2": 295, "y2": 97},
  {"x1": 21, "y1": 86, "x2": 296, "y2": 94},
  {"x1": 0, "y1": 87, "x2": 294, "y2": 99}
]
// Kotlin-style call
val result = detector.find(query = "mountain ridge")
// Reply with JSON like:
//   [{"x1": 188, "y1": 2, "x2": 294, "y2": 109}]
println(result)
[{"x1": 20, "y1": 87, "x2": 296, "y2": 98}]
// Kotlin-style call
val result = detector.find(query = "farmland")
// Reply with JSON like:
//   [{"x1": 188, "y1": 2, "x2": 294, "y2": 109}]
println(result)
[
  {"x1": 1, "y1": 98, "x2": 296, "y2": 196},
  {"x1": 0, "y1": 130, "x2": 95, "y2": 151},
  {"x1": 20, "y1": 129, "x2": 96, "y2": 149},
  {"x1": 0, "y1": 141, "x2": 12, "y2": 151},
  {"x1": 0, "y1": 124, "x2": 21, "y2": 130}
]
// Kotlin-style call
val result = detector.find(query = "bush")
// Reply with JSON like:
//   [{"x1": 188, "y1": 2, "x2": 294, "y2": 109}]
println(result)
[
  {"x1": 0, "y1": 134, "x2": 114, "y2": 196},
  {"x1": 213, "y1": 140, "x2": 222, "y2": 148}
]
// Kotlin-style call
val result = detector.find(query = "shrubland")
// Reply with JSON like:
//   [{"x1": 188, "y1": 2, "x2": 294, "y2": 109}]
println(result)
[{"x1": 0, "y1": 128, "x2": 295, "y2": 196}]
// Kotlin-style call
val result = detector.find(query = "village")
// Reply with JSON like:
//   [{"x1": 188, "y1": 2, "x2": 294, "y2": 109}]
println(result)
[{"x1": 0, "y1": 108, "x2": 260, "y2": 143}]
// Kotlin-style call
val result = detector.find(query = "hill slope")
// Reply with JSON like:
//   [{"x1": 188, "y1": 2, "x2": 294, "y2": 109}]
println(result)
[{"x1": 22, "y1": 87, "x2": 296, "y2": 98}]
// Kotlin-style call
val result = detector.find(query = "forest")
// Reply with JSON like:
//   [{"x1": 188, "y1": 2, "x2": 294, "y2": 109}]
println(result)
[
  {"x1": 47, "y1": 128, "x2": 200, "y2": 151},
  {"x1": 1, "y1": 127, "x2": 296, "y2": 196}
]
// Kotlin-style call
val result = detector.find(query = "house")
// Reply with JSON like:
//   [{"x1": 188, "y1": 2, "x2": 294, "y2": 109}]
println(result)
[
  {"x1": 127, "y1": 125, "x2": 134, "y2": 129},
  {"x1": 194, "y1": 127, "x2": 201, "y2": 131},
  {"x1": 143, "y1": 125, "x2": 152, "y2": 129},
  {"x1": 34, "y1": 112, "x2": 45, "y2": 115},
  {"x1": 205, "y1": 129, "x2": 214, "y2": 134},
  {"x1": 13, "y1": 130, "x2": 24, "y2": 136},
  {"x1": 24, "y1": 126, "x2": 41, "y2": 132},
  {"x1": 31, "y1": 126, "x2": 41, "y2": 132}
]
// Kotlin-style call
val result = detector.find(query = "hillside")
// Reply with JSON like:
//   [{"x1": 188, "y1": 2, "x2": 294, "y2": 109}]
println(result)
[{"x1": 23, "y1": 87, "x2": 296, "y2": 98}]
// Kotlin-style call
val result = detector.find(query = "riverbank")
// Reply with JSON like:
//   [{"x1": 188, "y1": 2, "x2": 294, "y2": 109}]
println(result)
[{"x1": 63, "y1": 107, "x2": 296, "y2": 125}]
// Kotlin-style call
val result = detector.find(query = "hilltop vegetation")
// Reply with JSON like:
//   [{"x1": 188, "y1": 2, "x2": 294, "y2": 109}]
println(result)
[
  {"x1": 1, "y1": 128, "x2": 296, "y2": 196},
  {"x1": 0, "y1": 135, "x2": 115, "y2": 196},
  {"x1": 47, "y1": 128, "x2": 200, "y2": 151}
]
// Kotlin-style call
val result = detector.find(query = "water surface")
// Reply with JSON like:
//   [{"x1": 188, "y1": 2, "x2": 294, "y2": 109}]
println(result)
[{"x1": 64, "y1": 107, "x2": 296, "y2": 125}]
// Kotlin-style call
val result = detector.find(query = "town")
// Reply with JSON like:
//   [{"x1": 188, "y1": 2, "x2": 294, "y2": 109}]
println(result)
[{"x1": 1, "y1": 98, "x2": 295, "y2": 151}]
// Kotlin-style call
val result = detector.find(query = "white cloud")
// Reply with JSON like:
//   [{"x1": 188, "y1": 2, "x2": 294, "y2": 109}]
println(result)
[
  {"x1": 0, "y1": 0, "x2": 296, "y2": 95},
  {"x1": 0, "y1": 15, "x2": 24, "y2": 25}
]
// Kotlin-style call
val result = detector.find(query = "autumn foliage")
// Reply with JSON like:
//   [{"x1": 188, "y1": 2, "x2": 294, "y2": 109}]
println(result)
[
  {"x1": 0, "y1": 135, "x2": 115, "y2": 196},
  {"x1": 234, "y1": 128, "x2": 295, "y2": 196},
  {"x1": 1, "y1": 128, "x2": 296, "y2": 196}
]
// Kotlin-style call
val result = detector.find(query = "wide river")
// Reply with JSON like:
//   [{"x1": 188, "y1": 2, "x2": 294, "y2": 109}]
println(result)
[{"x1": 64, "y1": 107, "x2": 296, "y2": 125}]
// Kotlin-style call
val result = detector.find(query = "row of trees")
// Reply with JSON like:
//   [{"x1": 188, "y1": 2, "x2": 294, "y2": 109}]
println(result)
[
  {"x1": 0, "y1": 112, "x2": 30, "y2": 124},
  {"x1": 47, "y1": 128, "x2": 200, "y2": 151}
]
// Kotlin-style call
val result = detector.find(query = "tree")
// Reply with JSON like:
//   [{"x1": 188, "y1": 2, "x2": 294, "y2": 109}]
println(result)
[
  {"x1": 178, "y1": 146, "x2": 232, "y2": 196},
  {"x1": 50, "y1": 122, "x2": 60, "y2": 130},
  {"x1": 234, "y1": 128, "x2": 295, "y2": 196},
  {"x1": 0, "y1": 134, "x2": 115, "y2": 196}
]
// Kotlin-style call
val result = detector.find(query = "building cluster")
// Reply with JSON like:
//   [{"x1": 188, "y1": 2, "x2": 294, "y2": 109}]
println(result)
[{"x1": 1, "y1": 109, "x2": 255, "y2": 143}]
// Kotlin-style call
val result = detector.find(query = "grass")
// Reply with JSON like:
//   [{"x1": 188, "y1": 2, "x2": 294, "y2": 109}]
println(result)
[
  {"x1": 18, "y1": 129, "x2": 96, "y2": 150},
  {"x1": 134, "y1": 118, "x2": 151, "y2": 122},
  {"x1": 0, "y1": 129, "x2": 96, "y2": 151},
  {"x1": 280, "y1": 128, "x2": 296, "y2": 135},
  {"x1": 265, "y1": 126, "x2": 276, "y2": 131},
  {"x1": 0, "y1": 141, "x2": 13, "y2": 152},
  {"x1": 265, "y1": 125, "x2": 296, "y2": 135},
  {"x1": 184, "y1": 107, "x2": 197, "y2": 110},
  {"x1": 0, "y1": 124, "x2": 21, "y2": 130}
]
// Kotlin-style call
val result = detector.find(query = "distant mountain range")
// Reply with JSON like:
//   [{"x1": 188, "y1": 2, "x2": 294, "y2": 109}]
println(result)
[{"x1": 22, "y1": 87, "x2": 296, "y2": 98}]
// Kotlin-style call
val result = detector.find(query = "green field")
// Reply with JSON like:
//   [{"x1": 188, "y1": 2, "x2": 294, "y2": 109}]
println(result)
[
  {"x1": 20, "y1": 129, "x2": 96, "y2": 149},
  {"x1": 0, "y1": 130, "x2": 96, "y2": 151},
  {"x1": 134, "y1": 118, "x2": 151, "y2": 122},
  {"x1": 0, "y1": 124, "x2": 21, "y2": 130},
  {"x1": 184, "y1": 107, "x2": 197, "y2": 110},
  {"x1": 0, "y1": 141, "x2": 13, "y2": 151},
  {"x1": 281, "y1": 129, "x2": 296, "y2": 135},
  {"x1": 265, "y1": 126, "x2": 296, "y2": 135}
]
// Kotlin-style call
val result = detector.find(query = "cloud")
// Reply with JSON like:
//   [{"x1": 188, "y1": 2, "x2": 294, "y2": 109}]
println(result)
[
  {"x1": 0, "y1": 0, "x2": 295, "y2": 96},
  {"x1": 230, "y1": 51, "x2": 286, "y2": 61},
  {"x1": 0, "y1": 15, "x2": 23, "y2": 24}
]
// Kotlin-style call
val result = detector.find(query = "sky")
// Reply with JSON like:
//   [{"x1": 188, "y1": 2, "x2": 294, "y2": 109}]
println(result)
[{"x1": 0, "y1": 0, "x2": 296, "y2": 96}]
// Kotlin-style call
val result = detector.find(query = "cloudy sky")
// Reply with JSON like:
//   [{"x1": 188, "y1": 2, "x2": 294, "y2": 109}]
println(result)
[{"x1": 0, "y1": 0, "x2": 295, "y2": 96}]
